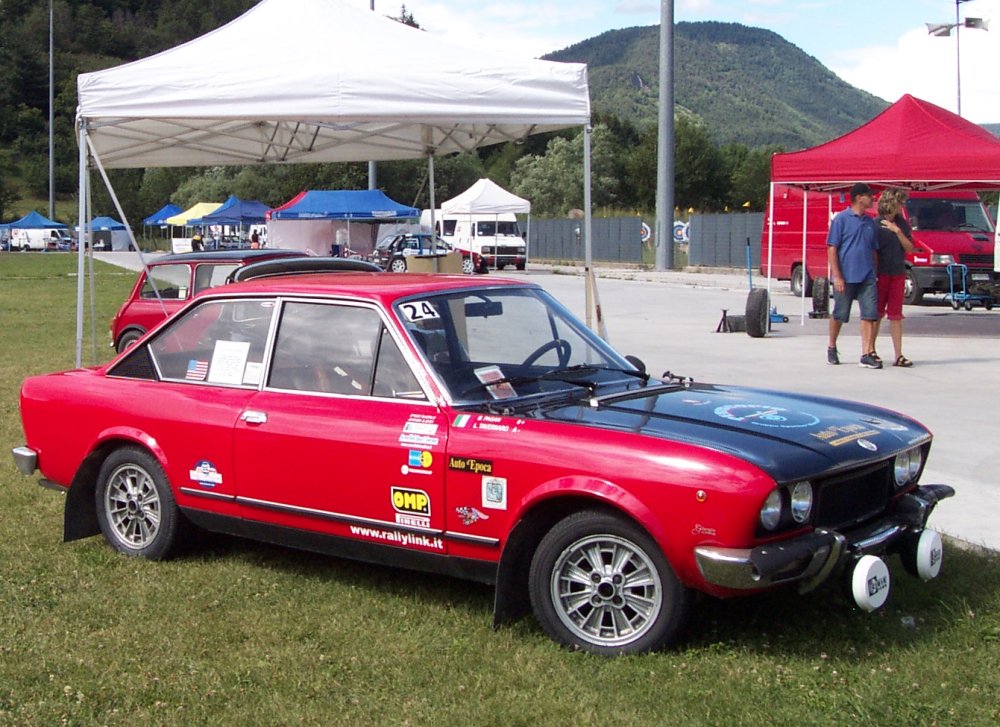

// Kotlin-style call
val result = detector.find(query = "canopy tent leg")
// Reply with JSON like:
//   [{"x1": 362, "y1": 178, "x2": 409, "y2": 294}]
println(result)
[{"x1": 75, "y1": 125, "x2": 88, "y2": 368}]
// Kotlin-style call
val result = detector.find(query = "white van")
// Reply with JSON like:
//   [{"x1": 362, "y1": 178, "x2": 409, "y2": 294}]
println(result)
[
  {"x1": 10, "y1": 228, "x2": 73, "y2": 251},
  {"x1": 420, "y1": 210, "x2": 526, "y2": 271}
]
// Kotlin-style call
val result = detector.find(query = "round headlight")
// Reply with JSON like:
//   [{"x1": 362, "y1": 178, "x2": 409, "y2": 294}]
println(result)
[
  {"x1": 790, "y1": 481, "x2": 813, "y2": 523},
  {"x1": 908, "y1": 447, "x2": 923, "y2": 480},
  {"x1": 893, "y1": 450, "x2": 911, "y2": 486},
  {"x1": 759, "y1": 489, "x2": 783, "y2": 531}
]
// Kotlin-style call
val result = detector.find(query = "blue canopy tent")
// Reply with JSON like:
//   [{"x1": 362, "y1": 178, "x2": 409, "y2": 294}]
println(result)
[
  {"x1": 75, "y1": 216, "x2": 131, "y2": 251},
  {"x1": 6, "y1": 211, "x2": 70, "y2": 250},
  {"x1": 272, "y1": 190, "x2": 418, "y2": 220},
  {"x1": 10, "y1": 210, "x2": 68, "y2": 229},
  {"x1": 143, "y1": 203, "x2": 182, "y2": 226},
  {"x1": 269, "y1": 190, "x2": 419, "y2": 255},
  {"x1": 189, "y1": 195, "x2": 271, "y2": 225},
  {"x1": 142, "y1": 203, "x2": 183, "y2": 244}
]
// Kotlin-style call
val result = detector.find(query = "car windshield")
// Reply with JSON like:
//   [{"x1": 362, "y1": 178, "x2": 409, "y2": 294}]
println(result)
[
  {"x1": 907, "y1": 198, "x2": 995, "y2": 232},
  {"x1": 396, "y1": 287, "x2": 642, "y2": 406}
]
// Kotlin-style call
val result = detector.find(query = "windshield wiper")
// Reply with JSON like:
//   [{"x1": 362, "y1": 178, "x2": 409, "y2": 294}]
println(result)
[{"x1": 460, "y1": 363, "x2": 650, "y2": 400}]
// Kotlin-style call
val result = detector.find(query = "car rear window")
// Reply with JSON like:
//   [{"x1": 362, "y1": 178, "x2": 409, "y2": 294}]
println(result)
[{"x1": 141, "y1": 264, "x2": 192, "y2": 300}]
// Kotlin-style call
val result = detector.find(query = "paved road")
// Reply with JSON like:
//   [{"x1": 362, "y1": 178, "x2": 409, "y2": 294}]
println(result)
[
  {"x1": 96, "y1": 253, "x2": 999, "y2": 550},
  {"x1": 514, "y1": 264, "x2": 998, "y2": 552}
]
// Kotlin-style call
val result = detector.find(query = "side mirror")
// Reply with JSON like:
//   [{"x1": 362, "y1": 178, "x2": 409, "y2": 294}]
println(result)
[{"x1": 624, "y1": 355, "x2": 646, "y2": 375}]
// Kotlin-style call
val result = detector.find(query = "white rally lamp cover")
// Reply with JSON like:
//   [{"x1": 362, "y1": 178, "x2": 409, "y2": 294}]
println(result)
[
  {"x1": 916, "y1": 530, "x2": 944, "y2": 581},
  {"x1": 851, "y1": 555, "x2": 891, "y2": 612}
]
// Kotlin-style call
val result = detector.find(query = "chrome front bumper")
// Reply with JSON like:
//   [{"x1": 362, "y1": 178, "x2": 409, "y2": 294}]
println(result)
[
  {"x1": 11, "y1": 446, "x2": 38, "y2": 476},
  {"x1": 694, "y1": 484, "x2": 955, "y2": 593}
]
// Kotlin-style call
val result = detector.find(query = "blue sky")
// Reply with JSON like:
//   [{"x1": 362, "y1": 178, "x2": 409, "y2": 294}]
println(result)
[{"x1": 349, "y1": 0, "x2": 1000, "y2": 125}]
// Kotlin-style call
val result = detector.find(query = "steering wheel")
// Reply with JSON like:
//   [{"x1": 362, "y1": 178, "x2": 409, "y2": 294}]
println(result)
[{"x1": 522, "y1": 338, "x2": 571, "y2": 367}]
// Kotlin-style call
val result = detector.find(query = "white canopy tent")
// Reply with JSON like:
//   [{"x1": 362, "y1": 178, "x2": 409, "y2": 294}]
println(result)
[
  {"x1": 441, "y1": 179, "x2": 531, "y2": 215},
  {"x1": 74, "y1": 0, "x2": 592, "y2": 364},
  {"x1": 440, "y1": 178, "x2": 533, "y2": 262}
]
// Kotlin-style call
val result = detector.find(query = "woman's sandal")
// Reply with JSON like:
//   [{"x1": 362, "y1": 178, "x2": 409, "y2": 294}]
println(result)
[{"x1": 893, "y1": 355, "x2": 913, "y2": 368}]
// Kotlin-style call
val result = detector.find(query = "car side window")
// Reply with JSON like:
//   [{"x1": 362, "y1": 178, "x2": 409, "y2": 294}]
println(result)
[
  {"x1": 193, "y1": 263, "x2": 239, "y2": 293},
  {"x1": 141, "y1": 264, "x2": 192, "y2": 300},
  {"x1": 148, "y1": 298, "x2": 275, "y2": 386},
  {"x1": 372, "y1": 326, "x2": 425, "y2": 400},
  {"x1": 268, "y1": 302, "x2": 379, "y2": 395}
]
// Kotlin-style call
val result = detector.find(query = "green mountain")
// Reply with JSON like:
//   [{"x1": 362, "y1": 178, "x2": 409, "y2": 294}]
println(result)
[{"x1": 544, "y1": 22, "x2": 889, "y2": 151}]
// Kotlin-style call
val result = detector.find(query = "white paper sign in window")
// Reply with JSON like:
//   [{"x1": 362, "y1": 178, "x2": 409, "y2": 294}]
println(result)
[{"x1": 208, "y1": 340, "x2": 251, "y2": 385}]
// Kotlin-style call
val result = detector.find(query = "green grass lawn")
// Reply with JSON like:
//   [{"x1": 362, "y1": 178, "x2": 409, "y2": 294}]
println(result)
[{"x1": 1, "y1": 253, "x2": 999, "y2": 726}]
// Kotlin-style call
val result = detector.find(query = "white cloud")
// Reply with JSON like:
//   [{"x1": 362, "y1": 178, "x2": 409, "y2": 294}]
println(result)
[{"x1": 833, "y1": 9, "x2": 1000, "y2": 124}]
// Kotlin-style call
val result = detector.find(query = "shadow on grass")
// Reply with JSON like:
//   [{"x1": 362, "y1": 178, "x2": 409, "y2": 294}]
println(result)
[{"x1": 158, "y1": 529, "x2": 999, "y2": 655}]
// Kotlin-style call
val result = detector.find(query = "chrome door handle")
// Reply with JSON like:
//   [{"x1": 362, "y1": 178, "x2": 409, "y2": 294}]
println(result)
[{"x1": 240, "y1": 410, "x2": 268, "y2": 424}]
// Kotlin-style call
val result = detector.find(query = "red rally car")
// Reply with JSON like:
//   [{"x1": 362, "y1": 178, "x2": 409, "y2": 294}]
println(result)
[{"x1": 13, "y1": 273, "x2": 954, "y2": 655}]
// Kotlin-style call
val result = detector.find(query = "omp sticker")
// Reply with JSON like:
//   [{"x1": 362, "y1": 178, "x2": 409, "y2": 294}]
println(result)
[{"x1": 392, "y1": 487, "x2": 431, "y2": 516}]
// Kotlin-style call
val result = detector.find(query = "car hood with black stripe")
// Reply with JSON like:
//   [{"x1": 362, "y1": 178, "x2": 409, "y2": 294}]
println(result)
[{"x1": 538, "y1": 382, "x2": 930, "y2": 482}]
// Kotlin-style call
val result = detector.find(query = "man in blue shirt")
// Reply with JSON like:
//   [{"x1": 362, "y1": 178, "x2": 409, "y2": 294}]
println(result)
[{"x1": 827, "y1": 182, "x2": 880, "y2": 368}]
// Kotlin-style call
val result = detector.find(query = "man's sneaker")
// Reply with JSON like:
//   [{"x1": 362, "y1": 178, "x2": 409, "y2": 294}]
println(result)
[
  {"x1": 859, "y1": 353, "x2": 883, "y2": 369},
  {"x1": 827, "y1": 347, "x2": 840, "y2": 365}
]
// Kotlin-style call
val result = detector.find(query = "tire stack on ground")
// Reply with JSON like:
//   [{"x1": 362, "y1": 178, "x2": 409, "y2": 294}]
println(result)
[{"x1": 745, "y1": 288, "x2": 769, "y2": 338}]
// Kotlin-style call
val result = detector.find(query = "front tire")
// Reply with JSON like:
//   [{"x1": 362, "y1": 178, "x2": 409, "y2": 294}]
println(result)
[
  {"x1": 529, "y1": 510, "x2": 690, "y2": 655},
  {"x1": 903, "y1": 268, "x2": 923, "y2": 305},
  {"x1": 461, "y1": 256, "x2": 475, "y2": 275},
  {"x1": 95, "y1": 447, "x2": 183, "y2": 560},
  {"x1": 389, "y1": 257, "x2": 407, "y2": 273}
]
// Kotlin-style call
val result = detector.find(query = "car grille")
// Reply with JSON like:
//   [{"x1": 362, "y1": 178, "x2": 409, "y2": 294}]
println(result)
[
  {"x1": 960, "y1": 253, "x2": 993, "y2": 268},
  {"x1": 812, "y1": 462, "x2": 893, "y2": 531},
  {"x1": 496, "y1": 246, "x2": 522, "y2": 256}
]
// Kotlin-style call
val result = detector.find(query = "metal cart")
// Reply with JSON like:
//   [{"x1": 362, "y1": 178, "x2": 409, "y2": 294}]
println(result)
[{"x1": 944, "y1": 263, "x2": 994, "y2": 311}]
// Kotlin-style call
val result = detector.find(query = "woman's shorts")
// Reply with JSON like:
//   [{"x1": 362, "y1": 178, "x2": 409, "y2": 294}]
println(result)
[{"x1": 876, "y1": 274, "x2": 905, "y2": 321}]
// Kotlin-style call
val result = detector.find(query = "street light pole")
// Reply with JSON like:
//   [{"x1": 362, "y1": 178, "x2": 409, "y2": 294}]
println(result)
[
  {"x1": 955, "y1": 0, "x2": 964, "y2": 115},
  {"x1": 654, "y1": 0, "x2": 674, "y2": 271},
  {"x1": 926, "y1": 0, "x2": 987, "y2": 117},
  {"x1": 368, "y1": 0, "x2": 377, "y2": 190},
  {"x1": 48, "y1": 0, "x2": 54, "y2": 220}
]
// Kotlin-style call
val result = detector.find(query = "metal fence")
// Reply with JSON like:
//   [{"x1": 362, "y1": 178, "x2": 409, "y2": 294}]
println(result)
[
  {"x1": 528, "y1": 213, "x2": 764, "y2": 269},
  {"x1": 528, "y1": 217, "x2": 644, "y2": 263},
  {"x1": 687, "y1": 213, "x2": 764, "y2": 269}
]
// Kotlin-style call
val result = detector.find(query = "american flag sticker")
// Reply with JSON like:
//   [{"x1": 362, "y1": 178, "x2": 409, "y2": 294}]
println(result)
[
  {"x1": 186, "y1": 359, "x2": 209, "y2": 381},
  {"x1": 453, "y1": 414, "x2": 471, "y2": 428}
]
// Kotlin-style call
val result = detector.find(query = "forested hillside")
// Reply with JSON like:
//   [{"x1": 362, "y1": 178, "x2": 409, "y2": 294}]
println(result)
[{"x1": 546, "y1": 22, "x2": 888, "y2": 149}]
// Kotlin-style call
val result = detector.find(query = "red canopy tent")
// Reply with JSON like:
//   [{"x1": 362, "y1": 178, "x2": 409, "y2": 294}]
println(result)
[
  {"x1": 771, "y1": 94, "x2": 1000, "y2": 192},
  {"x1": 765, "y1": 95, "x2": 1000, "y2": 313}
]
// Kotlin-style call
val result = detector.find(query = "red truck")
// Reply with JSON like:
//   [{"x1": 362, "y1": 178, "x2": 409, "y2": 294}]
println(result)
[{"x1": 762, "y1": 184, "x2": 997, "y2": 303}]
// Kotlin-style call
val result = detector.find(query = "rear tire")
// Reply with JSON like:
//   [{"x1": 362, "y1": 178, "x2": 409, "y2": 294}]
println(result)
[
  {"x1": 461, "y1": 256, "x2": 475, "y2": 275},
  {"x1": 389, "y1": 257, "x2": 407, "y2": 273},
  {"x1": 95, "y1": 447, "x2": 184, "y2": 560},
  {"x1": 115, "y1": 329, "x2": 145, "y2": 354},
  {"x1": 790, "y1": 265, "x2": 812, "y2": 297},
  {"x1": 529, "y1": 510, "x2": 690, "y2": 655}
]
